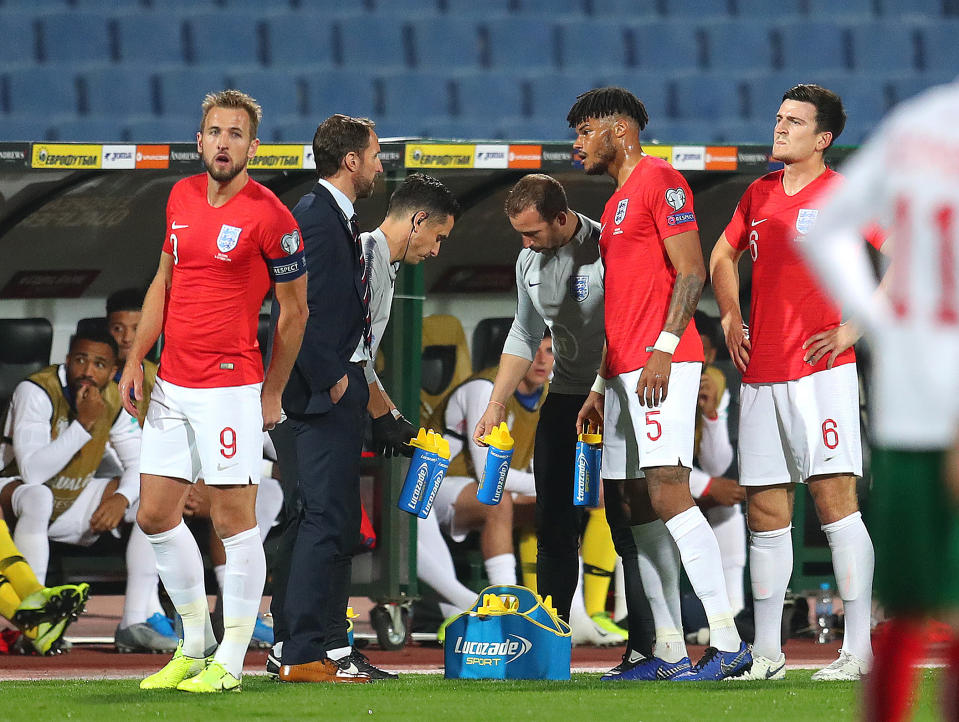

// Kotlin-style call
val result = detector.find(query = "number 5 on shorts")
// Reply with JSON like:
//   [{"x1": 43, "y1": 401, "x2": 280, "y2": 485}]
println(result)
[
  {"x1": 220, "y1": 427, "x2": 237, "y2": 458},
  {"x1": 646, "y1": 410, "x2": 662, "y2": 441}
]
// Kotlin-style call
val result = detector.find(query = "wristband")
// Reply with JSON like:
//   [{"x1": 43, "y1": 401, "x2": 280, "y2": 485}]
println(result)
[
  {"x1": 390, "y1": 408, "x2": 402, "y2": 420},
  {"x1": 488, "y1": 400, "x2": 506, "y2": 410},
  {"x1": 653, "y1": 331, "x2": 680, "y2": 355},
  {"x1": 702, "y1": 478, "x2": 714, "y2": 497},
  {"x1": 591, "y1": 375, "x2": 606, "y2": 395}
]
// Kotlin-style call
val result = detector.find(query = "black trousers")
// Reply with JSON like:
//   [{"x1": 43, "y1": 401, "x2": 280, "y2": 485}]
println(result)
[
  {"x1": 533, "y1": 392, "x2": 588, "y2": 622},
  {"x1": 272, "y1": 363, "x2": 369, "y2": 665}
]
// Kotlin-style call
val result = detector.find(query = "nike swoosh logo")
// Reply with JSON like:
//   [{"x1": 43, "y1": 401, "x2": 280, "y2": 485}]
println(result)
[
  {"x1": 720, "y1": 649, "x2": 749, "y2": 675},
  {"x1": 216, "y1": 463, "x2": 237, "y2": 471},
  {"x1": 823, "y1": 455, "x2": 837, "y2": 463},
  {"x1": 172, "y1": 222, "x2": 189, "y2": 229},
  {"x1": 750, "y1": 219, "x2": 767, "y2": 226},
  {"x1": 528, "y1": 281, "x2": 542, "y2": 287},
  {"x1": 766, "y1": 661, "x2": 786, "y2": 678}
]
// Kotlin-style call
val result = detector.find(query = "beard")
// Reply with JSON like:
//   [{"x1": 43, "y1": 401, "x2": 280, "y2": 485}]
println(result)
[
  {"x1": 204, "y1": 154, "x2": 246, "y2": 183},
  {"x1": 583, "y1": 139, "x2": 616, "y2": 176},
  {"x1": 354, "y1": 173, "x2": 376, "y2": 200}
]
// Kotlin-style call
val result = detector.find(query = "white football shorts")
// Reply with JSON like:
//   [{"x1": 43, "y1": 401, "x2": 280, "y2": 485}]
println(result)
[
  {"x1": 140, "y1": 378, "x2": 263, "y2": 486},
  {"x1": 601, "y1": 362, "x2": 701, "y2": 479},
  {"x1": 738, "y1": 363, "x2": 863, "y2": 486}
]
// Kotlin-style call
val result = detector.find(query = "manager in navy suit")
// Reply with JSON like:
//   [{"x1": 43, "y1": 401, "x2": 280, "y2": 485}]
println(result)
[{"x1": 272, "y1": 114, "x2": 394, "y2": 683}]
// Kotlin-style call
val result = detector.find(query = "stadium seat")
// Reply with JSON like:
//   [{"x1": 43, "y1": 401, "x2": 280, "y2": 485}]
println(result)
[
  {"x1": 813, "y1": 73, "x2": 890, "y2": 133},
  {"x1": 113, "y1": 13, "x2": 187, "y2": 66},
  {"x1": 670, "y1": 75, "x2": 748, "y2": 122},
  {"x1": 703, "y1": 20, "x2": 775, "y2": 72},
  {"x1": 0, "y1": 318, "x2": 53, "y2": 420},
  {"x1": 498, "y1": 115, "x2": 569, "y2": 141},
  {"x1": 37, "y1": 12, "x2": 113, "y2": 65},
  {"x1": 657, "y1": 0, "x2": 733, "y2": 18},
  {"x1": 271, "y1": 116, "x2": 320, "y2": 143},
  {"x1": 378, "y1": 72, "x2": 453, "y2": 125},
  {"x1": 632, "y1": 21, "x2": 704, "y2": 72},
  {"x1": 368, "y1": 0, "x2": 441, "y2": 15},
  {"x1": 420, "y1": 314, "x2": 472, "y2": 423},
  {"x1": 715, "y1": 118, "x2": 773, "y2": 144},
  {"x1": 586, "y1": 0, "x2": 659, "y2": 15},
  {"x1": 483, "y1": 17, "x2": 560, "y2": 70},
  {"x1": 79, "y1": 67, "x2": 157, "y2": 117},
  {"x1": 408, "y1": 17, "x2": 483, "y2": 70},
  {"x1": 334, "y1": 15, "x2": 411, "y2": 70},
  {"x1": 516, "y1": 0, "x2": 585, "y2": 16},
  {"x1": 421, "y1": 118, "x2": 507, "y2": 140},
  {"x1": 589, "y1": 71, "x2": 670, "y2": 121},
  {"x1": 438, "y1": 0, "x2": 514, "y2": 17},
  {"x1": 917, "y1": 21, "x2": 959, "y2": 72},
  {"x1": 124, "y1": 115, "x2": 197, "y2": 142},
  {"x1": 850, "y1": 21, "x2": 921, "y2": 73},
  {"x1": 730, "y1": 0, "x2": 804, "y2": 18},
  {"x1": 658, "y1": 118, "x2": 719, "y2": 144},
  {"x1": 556, "y1": 19, "x2": 634, "y2": 72},
  {"x1": 0, "y1": 12, "x2": 38, "y2": 65},
  {"x1": 262, "y1": 12, "x2": 336, "y2": 69},
  {"x1": 471, "y1": 317, "x2": 513, "y2": 372},
  {"x1": 223, "y1": 69, "x2": 306, "y2": 118},
  {"x1": 744, "y1": 73, "x2": 814, "y2": 119},
  {"x1": 153, "y1": 67, "x2": 230, "y2": 118},
  {"x1": 889, "y1": 0, "x2": 945, "y2": 18},
  {"x1": 182, "y1": 12, "x2": 265, "y2": 67},
  {"x1": 774, "y1": 21, "x2": 853, "y2": 72},
  {"x1": 806, "y1": 0, "x2": 876, "y2": 19},
  {"x1": 50, "y1": 116, "x2": 129, "y2": 142},
  {"x1": 454, "y1": 73, "x2": 524, "y2": 124},
  {"x1": 523, "y1": 73, "x2": 598, "y2": 126},
  {"x1": 0, "y1": 116, "x2": 57, "y2": 142},
  {"x1": 887, "y1": 72, "x2": 958, "y2": 107},
  {"x1": 3, "y1": 66, "x2": 78, "y2": 116},
  {"x1": 305, "y1": 71, "x2": 378, "y2": 121}
]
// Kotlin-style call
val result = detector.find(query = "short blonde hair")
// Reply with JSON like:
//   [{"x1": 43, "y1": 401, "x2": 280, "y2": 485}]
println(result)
[{"x1": 201, "y1": 89, "x2": 262, "y2": 139}]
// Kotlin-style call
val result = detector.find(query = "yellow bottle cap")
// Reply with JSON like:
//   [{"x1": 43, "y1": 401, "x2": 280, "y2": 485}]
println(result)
[
  {"x1": 346, "y1": 606, "x2": 359, "y2": 620},
  {"x1": 578, "y1": 421, "x2": 602, "y2": 445},
  {"x1": 482, "y1": 421, "x2": 514, "y2": 451},
  {"x1": 407, "y1": 427, "x2": 440, "y2": 453},
  {"x1": 434, "y1": 435, "x2": 451, "y2": 460}
]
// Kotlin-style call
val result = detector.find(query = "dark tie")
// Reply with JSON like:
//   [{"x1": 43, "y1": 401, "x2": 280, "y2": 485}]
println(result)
[{"x1": 351, "y1": 214, "x2": 373, "y2": 353}]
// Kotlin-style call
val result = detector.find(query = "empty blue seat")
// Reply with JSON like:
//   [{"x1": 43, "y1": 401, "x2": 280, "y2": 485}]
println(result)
[
  {"x1": 114, "y1": 13, "x2": 186, "y2": 65},
  {"x1": 887, "y1": 72, "x2": 959, "y2": 107},
  {"x1": 850, "y1": 21, "x2": 920, "y2": 73},
  {"x1": 409, "y1": 17, "x2": 482, "y2": 70},
  {"x1": 183, "y1": 13, "x2": 264, "y2": 67},
  {"x1": 886, "y1": 0, "x2": 945, "y2": 18},
  {"x1": 918, "y1": 21, "x2": 959, "y2": 72},
  {"x1": 50, "y1": 116, "x2": 128, "y2": 142},
  {"x1": 814, "y1": 73, "x2": 890, "y2": 130},
  {"x1": 0, "y1": 116, "x2": 56, "y2": 141},
  {"x1": 704, "y1": 20, "x2": 774, "y2": 72},
  {"x1": 4, "y1": 66, "x2": 77, "y2": 115},
  {"x1": 455, "y1": 73, "x2": 524, "y2": 121},
  {"x1": 262, "y1": 12, "x2": 336, "y2": 69},
  {"x1": 744, "y1": 74, "x2": 813, "y2": 119},
  {"x1": 305, "y1": 71, "x2": 377, "y2": 120},
  {"x1": 124, "y1": 115, "x2": 197, "y2": 142},
  {"x1": 223, "y1": 69, "x2": 306, "y2": 118},
  {"x1": 658, "y1": 0, "x2": 732, "y2": 18},
  {"x1": 498, "y1": 115, "x2": 570, "y2": 141},
  {"x1": 587, "y1": 0, "x2": 659, "y2": 15},
  {"x1": 421, "y1": 117, "x2": 507, "y2": 140},
  {"x1": 731, "y1": 0, "x2": 804, "y2": 18},
  {"x1": 556, "y1": 19, "x2": 633, "y2": 71},
  {"x1": 378, "y1": 72, "x2": 452, "y2": 123},
  {"x1": 716, "y1": 118, "x2": 773, "y2": 144},
  {"x1": 335, "y1": 16, "x2": 410, "y2": 70},
  {"x1": 154, "y1": 67, "x2": 230, "y2": 117},
  {"x1": 632, "y1": 21, "x2": 703, "y2": 72},
  {"x1": 80, "y1": 67, "x2": 156, "y2": 117},
  {"x1": 524, "y1": 73, "x2": 596, "y2": 124},
  {"x1": 590, "y1": 71, "x2": 670, "y2": 120},
  {"x1": 0, "y1": 12, "x2": 38, "y2": 65},
  {"x1": 656, "y1": 118, "x2": 719, "y2": 144},
  {"x1": 517, "y1": 0, "x2": 585, "y2": 16},
  {"x1": 271, "y1": 115, "x2": 320, "y2": 144},
  {"x1": 671, "y1": 75, "x2": 747, "y2": 121},
  {"x1": 368, "y1": 0, "x2": 441, "y2": 15},
  {"x1": 775, "y1": 21, "x2": 852, "y2": 72},
  {"x1": 806, "y1": 0, "x2": 876, "y2": 19},
  {"x1": 38, "y1": 12, "x2": 112, "y2": 65},
  {"x1": 485, "y1": 18, "x2": 559, "y2": 70},
  {"x1": 439, "y1": 0, "x2": 514, "y2": 17}
]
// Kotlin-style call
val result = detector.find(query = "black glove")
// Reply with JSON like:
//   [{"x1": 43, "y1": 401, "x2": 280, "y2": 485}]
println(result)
[{"x1": 371, "y1": 412, "x2": 416, "y2": 458}]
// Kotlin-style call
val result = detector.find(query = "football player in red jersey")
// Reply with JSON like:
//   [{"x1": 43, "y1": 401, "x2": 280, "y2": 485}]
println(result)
[
  {"x1": 571, "y1": 86, "x2": 749, "y2": 682},
  {"x1": 711, "y1": 84, "x2": 880, "y2": 682},
  {"x1": 119, "y1": 89, "x2": 308, "y2": 693}
]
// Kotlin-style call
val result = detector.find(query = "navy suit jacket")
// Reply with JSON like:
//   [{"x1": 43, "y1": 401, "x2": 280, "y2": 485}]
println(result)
[{"x1": 279, "y1": 182, "x2": 366, "y2": 416}]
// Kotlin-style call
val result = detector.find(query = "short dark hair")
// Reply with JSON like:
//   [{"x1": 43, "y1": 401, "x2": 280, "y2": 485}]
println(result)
[
  {"x1": 505, "y1": 174, "x2": 569, "y2": 223},
  {"x1": 387, "y1": 173, "x2": 461, "y2": 222},
  {"x1": 782, "y1": 84, "x2": 846, "y2": 149},
  {"x1": 567, "y1": 86, "x2": 649, "y2": 131},
  {"x1": 70, "y1": 320, "x2": 118, "y2": 359},
  {"x1": 312, "y1": 114, "x2": 376, "y2": 179},
  {"x1": 693, "y1": 310, "x2": 723, "y2": 355},
  {"x1": 106, "y1": 287, "x2": 145, "y2": 316}
]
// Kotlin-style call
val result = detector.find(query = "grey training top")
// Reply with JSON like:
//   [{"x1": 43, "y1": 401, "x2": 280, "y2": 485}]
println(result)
[
  {"x1": 501, "y1": 211, "x2": 605, "y2": 395},
  {"x1": 350, "y1": 227, "x2": 398, "y2": 386}
]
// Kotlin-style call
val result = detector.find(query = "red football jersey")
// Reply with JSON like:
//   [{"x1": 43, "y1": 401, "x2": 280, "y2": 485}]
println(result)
[
  {"x1": 159, "y1": 174, "x2": 305, "y2": 388},
  {"x1": 600, "y1": 155, "x2": 705, "y2": 376},
  {"x1": 723, "y1": 168, "x2": 883, "y2": 383}
]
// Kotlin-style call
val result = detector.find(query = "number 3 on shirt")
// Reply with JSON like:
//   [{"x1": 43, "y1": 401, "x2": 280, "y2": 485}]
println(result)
[{"x1": 170, "y1": 233, "x2": 179, "y2": 264}]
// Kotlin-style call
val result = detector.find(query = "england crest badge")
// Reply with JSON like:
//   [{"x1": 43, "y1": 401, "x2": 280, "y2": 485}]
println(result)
[
  {"x1": 614, "y1": 198, "x2": 629, "y2": 225},
  {"x1": 795, "y1": 208, "x2": 819, "y2": 235},
  {"x1": 569, "y1": 275, "x2": 589, "y2": 302},
  {"x1": 217, "y1": 224, "x2": 242, "y2": 252}
]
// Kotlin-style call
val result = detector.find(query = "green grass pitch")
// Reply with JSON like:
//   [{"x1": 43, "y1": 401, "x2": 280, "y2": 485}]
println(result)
[{"x1": 0, "y1": 670, "x2": 945, "y2": 721}]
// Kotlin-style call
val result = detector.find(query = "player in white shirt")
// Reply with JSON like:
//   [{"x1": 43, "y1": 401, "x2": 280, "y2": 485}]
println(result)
[{"x1": 800, "y1": 79, "x2": 959, "y2": 722}]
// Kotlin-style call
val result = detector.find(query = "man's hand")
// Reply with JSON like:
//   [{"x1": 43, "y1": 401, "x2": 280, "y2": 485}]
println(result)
[
  {"x1": 698, "y1": 372, "x2": 719, "y2": 419},
  {"x1": 576, "y1": 391, "x2": 605, "y2": 435},
  {"x1": 721, "y1": 316, "x2": 751, "y2": 374},
  {"x1": 89, "y1": 492, "x2": 128, "y2": 533},
  {"x1": 371, "y1": 413, "x2": 416, "y2": 457},
  {"x1": 704, "y1": 477, "x2": 746, "y2": 507},
  {"x1": 473, "y1": 402, "x2": 507, "y2": 447},
  {"x1": 802, "y1": 323, "x2": 861, "y2": 369},
  {"x1": 261, "y1": 388, "x2": 284, "y2": 431},
  {"x1": 76, "y1": 383, "x2": 107, "y2": 432},
  {"x1": 183, "y1": 483, "x2": 210, "y2": 518},
  {"x1": 330, "y1": 373, "x2": 349, "y2": 404},
  {"x1": 117, "y1": 361, "x2": 143, "y2": 418},
  {"x1": 637, "y1": 350, "x2": 672, "y2": 407}
]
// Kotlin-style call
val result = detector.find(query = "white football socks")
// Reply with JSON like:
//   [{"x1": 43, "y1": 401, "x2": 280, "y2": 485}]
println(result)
[
  {"x1": 214, "y1": 526, "x2": 265, "y2": 678},
  {"x1": 120, "y1": 524, "x2": 163, "y2": 628},
  {"x1": 416, "y1": 515, "x2": 478, "y2": 612},
  {"x1": 11, "y1": 483, "x2": 53, "y2": 582},
  {"x1": 822, "y1": 511, "x2": 874, "y2": 663},
  {"x1": 631, "y1": 519, "x2": 686, "y2": 663},
  {"x1": 484, "y1": 553, "x2": 517, "y2": 586},
  {"x1": 665, "y1": 506, "x2": 741, "y2": 652},
  {"x1": 749, "y1": 525, "x2": 793, "y2": 661}
]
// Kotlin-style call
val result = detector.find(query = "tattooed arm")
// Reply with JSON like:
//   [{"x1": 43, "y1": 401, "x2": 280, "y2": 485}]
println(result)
[{"x1": 637, "y1": 230, "x2": 706, "y2": 407}]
